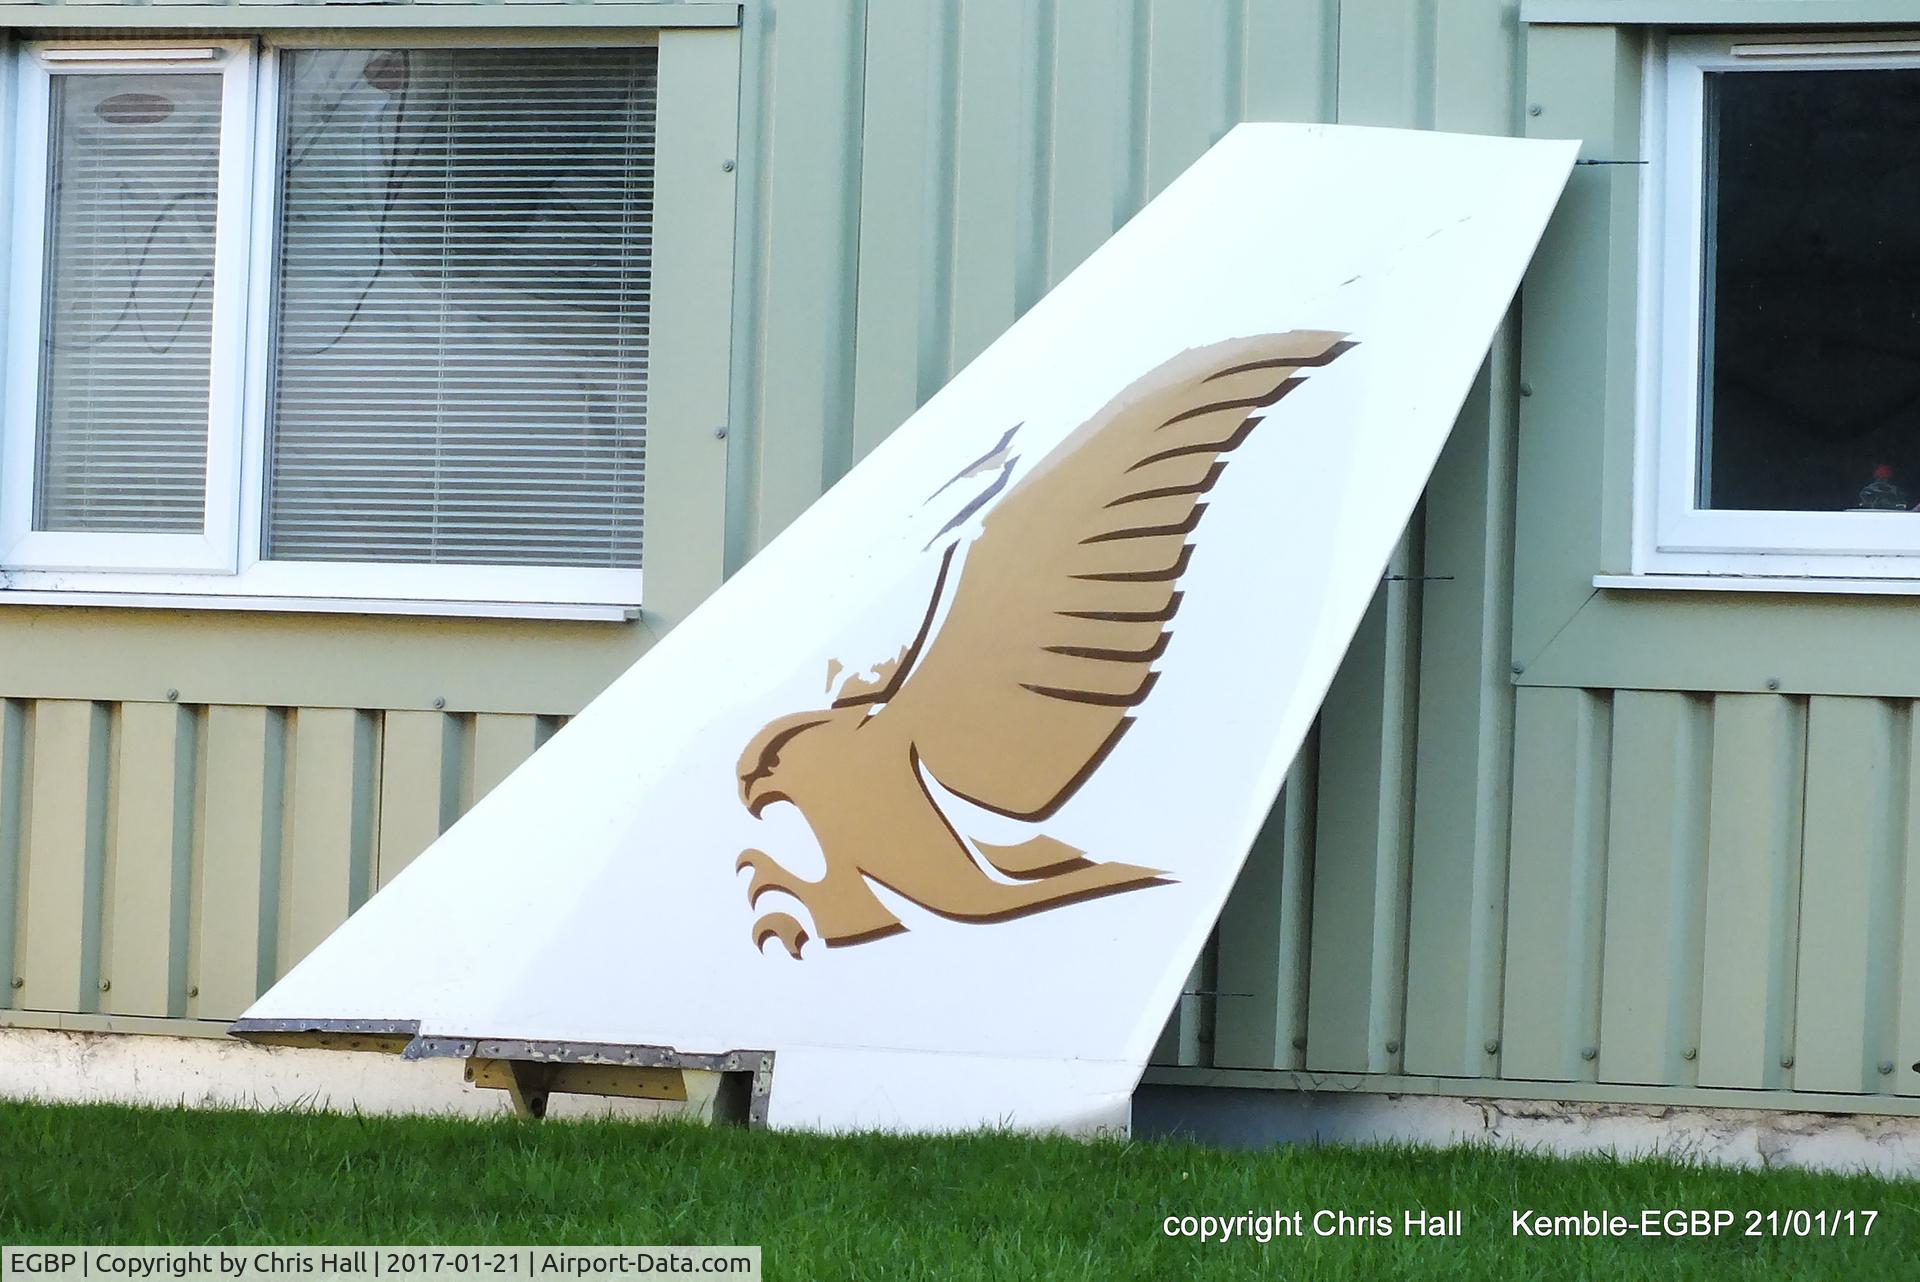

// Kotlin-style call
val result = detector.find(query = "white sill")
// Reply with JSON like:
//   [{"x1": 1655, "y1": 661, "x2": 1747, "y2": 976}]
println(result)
[
  {"x1": 1594, "y1": 573, "x2": 1920, "y2": 598},
  {"x1": 0, "y1": 588, "x2": 639, "y2": 622}
]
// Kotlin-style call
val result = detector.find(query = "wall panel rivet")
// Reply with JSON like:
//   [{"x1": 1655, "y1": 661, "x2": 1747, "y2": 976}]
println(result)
[
  {"x1": 1879, "y1": 1061, "x2": 1895, "y2": 1075},
  {"x1": 432, "y1": 697, "x2": 447, "y2": 710},
  {"x1": 1682, "y1": 1046, "x2": 1696, "y2": 1061},
  {"x1": 713, "y1": 425, "x2": 729, "y2": 440},
  {"x1": 1484, "y1": 1039, "x2": 1500, "y2": 1055},
  {"x1": 721, "y1": 159, "x2": 736, "y2": 172},
  {"x1": 1765, "y1": 677, "x2": 1781, "y2": 691},
  {"x1": 1291, "y1": 1035, "x2": 1307, "y2": 1051},
  {"x1": 99, "y1": 980, "x2": 110, "y2": 992},
  {"x1": 1510, "y1": 662, "x2": 1524, "y2": 675},
  {"x1": 1580, "y1": 1046, "x2": 1598, "y2": 1061},
  {"x1": 9, "y1": 977, "x2": 21, "y2": 990},
  {"x1": 166, "y1": 688, "x2": 179, "y2": 702},
  {"x1": 1528, "y1": 104, "x2": 1543, "y2": 117},
  {"x1": 1780, "y1": 1055, "x2": 1794, "y2": 1069},
  {"x1": 1518, "y1": 380, "x2": 1533, "y2": 397},
  {"x1": 1384, "y1": 1039, "x2": 1400, "y2": 1054},
  {"x1": 188, "y1": 986, "x2": 199, "y2": 999}
]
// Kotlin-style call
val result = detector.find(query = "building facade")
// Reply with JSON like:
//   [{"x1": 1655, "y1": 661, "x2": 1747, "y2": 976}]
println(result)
[{"x1": 1, "y1": 0, "x2": 1917, "y2": 1128}]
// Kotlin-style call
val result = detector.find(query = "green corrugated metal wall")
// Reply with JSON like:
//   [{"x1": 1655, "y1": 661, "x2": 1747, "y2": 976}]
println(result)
[
  {"x1": 2, "y1": 0, "x2": 1916, "y2": 1116},
  {"x1": 0, "y1": 698, "x2": 556, "y2": 1022}
]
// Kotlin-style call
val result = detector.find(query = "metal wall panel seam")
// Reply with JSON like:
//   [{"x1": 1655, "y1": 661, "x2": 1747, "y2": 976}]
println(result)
[
  {"x1": 255, "y1": 709, "x2": 289, "y2": 1002},
  {"x1": 1571, "y1": 689, "x2": 1613, "y2": 1083},
  {"x1": 1015, "y1": 0, "x2": 1056, "y2": 314},
  {"x1": 920, "y1": 0, "x2": 960, "y2": 402},
  {"x1": 1863, "y1": 701, "x2": 1911, "y2": 1096},
  {"x1": 1469, "y1": 324, "x2": 1524, "y2": 1078},
  {"x1": 1275, "y1": 737, "x2": 1320, "y2": 1070},
  {"x1": 1222, "y1": 0, "x2": 1246, "y2": 125},
  {"x1": 347, "y1": 709, "x2": 380, "y2": 914},
  {"x1": 1369, "y1": 532, "x2": 1423, "y2": 1076},
  {"x1": 1120, "y1": 0, "x2": 1148, "y2": 222},
  {"x1": 168, "y1": 705, "x2": 201, "y2": 1016},
  {"x1": 721, "y1": 0, "x2": 767, "y2": 576},
  {"x1": 0, "y1": 700, "x2": 22, "y2": 1008},
  {"x1": 816, "y1": 0, "x2": 868, "y2": 489}
]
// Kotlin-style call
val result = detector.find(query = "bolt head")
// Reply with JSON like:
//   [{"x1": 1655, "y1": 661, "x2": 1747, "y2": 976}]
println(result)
[
  {"x1": 1291, "y1": 1035, "x2": 1308, "y2": 1050},
  {"x1": 1528, "y1": 103, "x2": 1544, "y2": 117},
  {"x1": 1580, "y1": 1046, "x2": 1598, "y2": 1061},
  {"x1": 1879, "y1": 1061, "x2": 1896, "y2": 1075},
  {"x1": 187, "y1": 985, "x2": 199, "y2": 999},
  {"x1": 9, "y1": 977, "x2": 21, "y2": 990},
  {"x1": 1518, "y1": 380, "x2": 1533, "y2": 397},
  {"x1": 1780, "y1": 1054, "x2": 1795, "y2": 1069},
  {"x1": 721, "y1": 159, "x2": 736, "y2": 172},
  {"x1": 1682, "y1": 1046, "x2": 1696, "y2": 1061},
  {"x1": 99, "y1": 980, "x2": 111, "y2": 992},
  {"x1": 166, "y1": 688, "x2": 180, "y2": 702},
  {"x1": 1384, "y1": 1039, "x2": 1400, "y2": 1054},
  {"x1": 432, "y1": 696, "x2": 447, "y2": 710},
  {"x1": 1765, "y1": 677, "x2": 1781, "y2": 691},
  {"x1": 1484, "y1": 1039, "x2": 1501, "y2": 1055}
]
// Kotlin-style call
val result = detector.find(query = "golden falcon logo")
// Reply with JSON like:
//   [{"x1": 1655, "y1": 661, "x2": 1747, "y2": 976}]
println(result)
[{"x1": 735, "y1": 332, "x2": 1352, "y2": 957}]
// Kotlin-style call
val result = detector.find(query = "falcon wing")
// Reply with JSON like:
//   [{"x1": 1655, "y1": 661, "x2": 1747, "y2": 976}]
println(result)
[{"x1": 876, "y1": 331, "x2": 1350, "y2": 821}]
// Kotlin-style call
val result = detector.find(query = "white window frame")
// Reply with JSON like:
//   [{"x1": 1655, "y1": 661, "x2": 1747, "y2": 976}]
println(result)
[
  {"x1": 0, "y1": 35, "x2": 650, "y2": 612},
  {"x1": 0, "y1": 40, "x2": 256, "y2": 574},
  {"x1": 1637, "y1": 33, "x2": 1920, "y2": 580}
]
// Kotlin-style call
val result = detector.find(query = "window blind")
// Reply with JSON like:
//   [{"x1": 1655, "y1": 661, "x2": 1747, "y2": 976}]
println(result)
[
  {"x1": 265, "y1": 47, "x2": 655, "y2": 568},
  {"x1": 36, "y1": 71, "x2": 221, "y2": 534}
]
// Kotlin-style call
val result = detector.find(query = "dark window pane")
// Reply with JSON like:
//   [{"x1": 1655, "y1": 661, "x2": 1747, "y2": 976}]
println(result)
[{"x1": 1702, "y1": 68, "x2": 1920, "y2": 513}]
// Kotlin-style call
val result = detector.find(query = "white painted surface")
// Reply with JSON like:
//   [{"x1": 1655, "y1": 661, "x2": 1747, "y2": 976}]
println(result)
[
  {"x1": 1594, "y1": 572, "x2": 1920, "y2": 597},
  {"x1": 240, "y1": 123, "x2": 1578, "y2": 1133},
  {"x1": 1134, "y1": 1085, "x2": 1920, "y2": 1179}
]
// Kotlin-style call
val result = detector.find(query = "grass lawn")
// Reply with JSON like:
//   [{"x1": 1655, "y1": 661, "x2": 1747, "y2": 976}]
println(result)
[{"x1": 1, "y1": 1100, "x2": 1915, "y2": 1280}]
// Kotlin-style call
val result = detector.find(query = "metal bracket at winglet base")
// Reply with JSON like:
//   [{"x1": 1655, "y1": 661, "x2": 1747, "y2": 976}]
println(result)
[{"x1": 230, "y1": 1021, "x2": 775, "y2": 1128}]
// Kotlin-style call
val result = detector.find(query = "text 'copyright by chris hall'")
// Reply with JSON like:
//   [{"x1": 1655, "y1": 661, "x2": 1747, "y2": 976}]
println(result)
[{"x1": 2, "y1": 1250, "x2": 759, "y2": 1282}]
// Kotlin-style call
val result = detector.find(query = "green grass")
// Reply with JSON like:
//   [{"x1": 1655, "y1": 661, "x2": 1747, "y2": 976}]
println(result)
[{"x1": 1, "y1": 1100, "x2": 1914, "y2": 1280}]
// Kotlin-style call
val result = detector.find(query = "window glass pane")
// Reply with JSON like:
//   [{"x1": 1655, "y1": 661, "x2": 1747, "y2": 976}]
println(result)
[
  {"x1": 265, "y1": 47, "x2": 654, "y2": 568},
  {"x1": 36, "y1": 71, "x2": 221, "y2": 534},
  {"x1": 1701, "y1": 68, "x2": 1920, "y2": 513}
]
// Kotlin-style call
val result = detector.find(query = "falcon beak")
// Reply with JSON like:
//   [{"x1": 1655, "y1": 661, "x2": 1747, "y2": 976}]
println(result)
[
  {"x1": 739, "y1": 772, "x2": 787, "y2": 818},
  {"x1": 746, "y1": 785, "x2": 791, "y2": 818}
]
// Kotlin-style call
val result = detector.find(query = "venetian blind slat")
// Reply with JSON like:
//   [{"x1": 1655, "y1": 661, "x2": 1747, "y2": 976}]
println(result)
[
  {"x1": 265, "y1": 47, "x2": 655, "y2": 569},
  {"x1": 35, "y1": 72, "x2": 222, "y2": 534}
]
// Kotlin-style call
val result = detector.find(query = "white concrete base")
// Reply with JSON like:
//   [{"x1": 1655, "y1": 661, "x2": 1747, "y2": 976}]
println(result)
[
  {"x1": 0, "y1": 1027, "x2": 689, "y2": 1121},
  {"x1": 9, "y1": 1027, "x2": 1916, "y2": 1175},
  {"x1": 1132, "y1": 1085, "x2": 1920, "y2": 1178}
]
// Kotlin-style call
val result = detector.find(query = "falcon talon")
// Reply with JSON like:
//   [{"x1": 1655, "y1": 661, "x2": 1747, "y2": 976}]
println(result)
[
  {"x1": 734, "y1": 847, "x2": 798, "y2": 908},
  {"x1": 751, "y1": 912, "x2": 810, "y2": 960}
]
